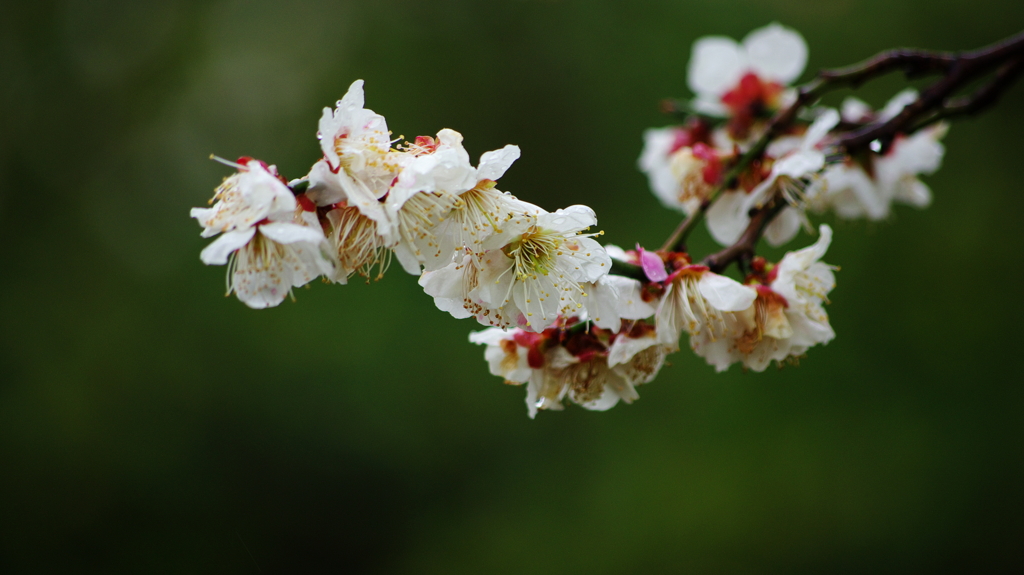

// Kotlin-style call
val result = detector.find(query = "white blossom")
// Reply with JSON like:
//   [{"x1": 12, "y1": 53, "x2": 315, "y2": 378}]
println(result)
[
  {"x1": 654, "y1": 262, "x2": 757, "y2": 351},
  {"x1": 474, "y1": 206, "x2": 611, "y2": 331},
  {"x1": 805, "y1": 92, "x2": 946, "y2": 221},
  {"x1": 875, "y1": 123, "x2": 946, "y2": 209},
  {"x1": 383, "y1": 130, "x2": 471, "y2": 274},
  {"x1": 638, "y1": 127, "x2": 725, "y2": 215},
  {"x1": 706, "y1": 108, "x2": 839, "y2": 247},
  {"x1": 687, "y1": 23, "x2": 807, "y2": 117},
  {"x1": 199, "y1": 218, "x2": 338, "y2": 309},
  {"x1": 585, "y1": 273, "x2": 657, "y2": 331},
  {"x1": 690, "y1": 225, "x2": 836, "y2": 371},
  {"x1": 314, "y1": 80, "x2": 407, "y2": 203},
  {"x1": 431, "y1": 144, "x2": 540, "y2": 265},
  {"x1": 190, "y1": 159, "x2": 295, "y2": 238},
  {"x1": 470, "y1": 320, "x2": 668, "y2": 418},
  {"x1": 385, "y1": 129, "x2": 539, "y2": 274}
]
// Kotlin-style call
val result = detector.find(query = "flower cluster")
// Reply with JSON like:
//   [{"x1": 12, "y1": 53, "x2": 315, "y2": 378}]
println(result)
[
  {"x1": 640, "y1": 23, "x2": 946, "y2": 249},
  {"x1": 192, "y1": 80, "x2": 612, "y2": 319},
  {"x1": 605, "y1": 229, "x2": 835, "y2": 372},
  {"x1": 191, "y1": 21, "x2": 963, "y2": 417}
]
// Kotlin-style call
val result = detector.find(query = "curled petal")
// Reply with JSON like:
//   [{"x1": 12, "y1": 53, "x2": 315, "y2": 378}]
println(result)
[
  {"x1": 476, "y1": 145, "x2": 521, "y2": 182},
  {"x1": 775, "y1": 224, "x2": 833, "y2": 281}
]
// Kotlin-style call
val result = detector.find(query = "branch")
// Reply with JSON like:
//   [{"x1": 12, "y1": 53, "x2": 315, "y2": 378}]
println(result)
[
  {"x1": 836, "y1": 31, "x2": 1024, "y2": 152},
  {"x1": 909, "y1": 56, "x2": 1024, "y2": 133}
]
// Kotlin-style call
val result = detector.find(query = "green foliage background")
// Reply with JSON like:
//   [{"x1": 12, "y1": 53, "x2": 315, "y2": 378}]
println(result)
[{"x1": 2, "y1": 0, "x2": 1023, "y2": 572}]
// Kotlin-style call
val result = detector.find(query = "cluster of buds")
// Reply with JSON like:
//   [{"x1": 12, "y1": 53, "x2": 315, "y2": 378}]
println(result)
[{"x1": 191, "y1": 21, "x2": 992, "y2": 417}]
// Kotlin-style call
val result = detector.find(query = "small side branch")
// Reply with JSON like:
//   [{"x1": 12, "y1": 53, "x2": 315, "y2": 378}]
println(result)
[{"x1": 911, "y1": 56, "x2": 1024, "y2": 132}]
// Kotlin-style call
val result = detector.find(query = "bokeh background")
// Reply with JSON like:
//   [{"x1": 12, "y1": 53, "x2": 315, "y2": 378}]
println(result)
[{"x1": 2, "y1": 0, "x2": 1023, "y2": 572}]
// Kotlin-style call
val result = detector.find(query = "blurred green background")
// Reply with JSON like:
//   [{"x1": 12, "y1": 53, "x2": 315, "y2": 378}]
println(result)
[{"x1": 2, "y1": 0, "x2": 1023, "y2": 572}]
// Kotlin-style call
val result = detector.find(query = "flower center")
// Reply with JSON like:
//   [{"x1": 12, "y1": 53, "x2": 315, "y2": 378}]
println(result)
[
  {"x1": 503, "y1": 227, "x2": 562, "y2": 280},
  {"x1": 329, "y1": 206, "x2": 391, "y2": 281}
]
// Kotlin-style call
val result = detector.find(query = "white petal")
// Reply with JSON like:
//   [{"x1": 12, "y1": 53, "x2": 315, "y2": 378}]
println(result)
[
  {"x1": 337, "y1": 170, "x2": 393, "y2": 239},
  {"x1": 880, "y1": 88, "x2": 918, "y2": 121},
  {"x1": 690, "y1": 96, "x2": 729, "y2": 117},
  {"x1": 468, "y1": 327, "x2": 507, "y2": 346},
  {"x1": 190, "y1": 207, "x2": 219, "y2": 238},
  {"x1": 786, "y1": 308, "x2": 835, "y2": 348},
  {"x1": 476, "y1": 145, "x2": 521, "y2": 181},
  {"x1": 586, "y1": 279, "x2": 622, "y2": 330},
  {"x1": 537, "y1": 205, "x2": 597, "y2": 233},
  {"x1": 689, "y1": 332, "x2": 741, "y2": 372},
  {"x1": 743, "y1": 23, "x2": 807, "y2": 85},
  {"x1": 775, "y1": 150, "x2": 824, "y2": 179},
  {"x1": 766, "y1": 134, "x2": 805, "y2": 159},
  {"x1": 687, "y1": 36, "x2": 746, "y2": 97},
  {"x1": 841, "y1": 97, "x2": 873, "y2": 123},
  {"x1": 638, "y1": 127, "x2": 676, "y2": 174},
  {"x1": 199, "y1": 227, "x2": 256, "y2": 265},
  {"x1": 764, "y1": 206, "x2": 801, "y2": 247},
  {"x1": 607, "y1": 275, "x2": 656, "y2": 320},
  {"x1": 603, "y1": 244, "x2": 628, "y2": 261},
  {"x1": 802, "y1": 108, "x2": 840, "y2": 149},
  {"x1": 512, "y1": 274, "x2": 560, "y2": 331},
  {"x1": 306, "y1": 159, "x2": 347, "y2": 206},
  {"x1": 578, "y1": 382, "x2": 622, "y2": 412},
  {"x1": 895, "y1": 179, "x2": 932, "y2": 208},
  {"x1": 572, "y1": 238, "x2": 612, "y2": 283},
  {"x1": 607, "y1": 333, "x2": 659, "y2": 368},
  {"x1": 318, "y1": 106, "x2": 341, "y2": 168},
  {"x1": 421, "y1": 257, "x2": 475, "y2": 319},
  {"x1": 705, "y1": 190, "x2": 750, "y2": 246},
  {"x1": 638, "y1": 128, "x2": 687, "y2": 209},
  {"x1": 824, "y1": 165, "x2": 888, "y2": 220},
  {"x1": 436, "y1": 128, "x2": 464, "y2": 148},
  {"x1": 339, "y1": 79, "x2": 365, "y2": 110},
  {"x1": 258, "y1": 221, "x2": 325, "y2": 245},
  {"x1": 775, "y1": 224, "x2": 832, "y2": 278},
  {"x1": 697, "y1": 272, "x2": 757, "y2": 312},
  {"x1": 392, "y1": 242, "x2": 423, "y2": 275}
]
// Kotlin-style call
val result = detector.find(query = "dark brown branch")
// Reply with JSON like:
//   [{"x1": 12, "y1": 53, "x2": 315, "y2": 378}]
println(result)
[
  {"x1": 836, "y1": 31, "x2": 1024, "y2": 152},
  {"x1": 910, "y1": 56, "x2": 1024, "y2": 133}
]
